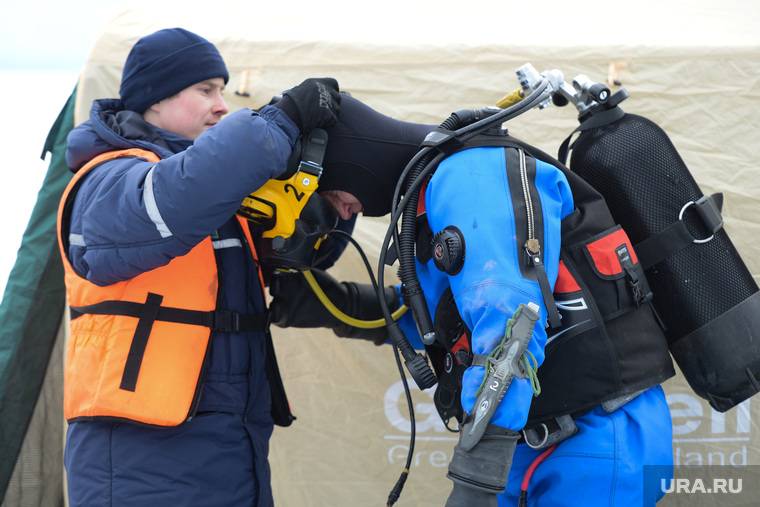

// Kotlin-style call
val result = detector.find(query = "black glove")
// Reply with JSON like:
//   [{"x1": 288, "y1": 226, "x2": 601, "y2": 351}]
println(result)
[
  {"x1": 445, "y1": 432, "x2": 519, "y2": 507},
  {"x1": 269, "y1": 268, "x2": 399, "y2": 345},
  {"x1": 272, "y1": 78, "x2": 341, "y2": 132}
]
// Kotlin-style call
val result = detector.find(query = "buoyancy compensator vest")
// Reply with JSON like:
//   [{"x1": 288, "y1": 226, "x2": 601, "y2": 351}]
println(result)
[
  {"x1": 559, "y1": 93, "x2": 760, "y2": 412},
  {"x1": 418, "y1": 131, "x2": 675, "y2": 430}
]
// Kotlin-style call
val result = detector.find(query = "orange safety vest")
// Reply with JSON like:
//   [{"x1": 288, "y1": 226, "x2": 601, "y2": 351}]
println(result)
[{"x1": 57, "y1": 149, "x2": 289, "y2": 427}]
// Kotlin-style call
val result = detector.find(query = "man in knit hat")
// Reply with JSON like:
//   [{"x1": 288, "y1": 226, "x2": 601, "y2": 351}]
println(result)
[{"x1": 59, "y1": 27, "x2": 340, "y2": 507}]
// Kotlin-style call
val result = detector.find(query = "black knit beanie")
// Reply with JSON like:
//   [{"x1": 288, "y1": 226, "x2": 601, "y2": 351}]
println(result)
[
  {"x1": 319, "y1": 95, "x2": 435, "y2": 217},
  {"x1": 119, "y1": 28, "x2": 229, "y2": 113}
]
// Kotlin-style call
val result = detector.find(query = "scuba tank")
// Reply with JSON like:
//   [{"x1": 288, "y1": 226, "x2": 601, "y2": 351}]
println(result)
[{"x1": 551, "y1": 68, "x2": 760, "y2": 412}]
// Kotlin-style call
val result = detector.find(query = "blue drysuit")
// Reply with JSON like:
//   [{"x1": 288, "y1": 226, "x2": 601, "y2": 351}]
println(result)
[
  {"x1": 398, "y1": 145, "x2": 673, "y2": 505},
  {"x1": 63, "y1": 98, "x2": 299, "y2": 506}
]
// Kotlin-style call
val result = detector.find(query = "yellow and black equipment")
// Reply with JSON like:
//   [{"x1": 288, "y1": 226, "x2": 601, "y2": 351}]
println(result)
[{"x1": 236, "y1": 128, "x2": 338, "y2": 270}]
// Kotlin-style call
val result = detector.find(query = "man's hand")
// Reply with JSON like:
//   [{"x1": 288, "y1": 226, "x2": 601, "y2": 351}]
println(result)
[
  {"x1": 273, "y1": 78, "x2": 341, "y2": 132},
  {"x1": 269, "y1": 268, "x2": 398, "y2": 345}
]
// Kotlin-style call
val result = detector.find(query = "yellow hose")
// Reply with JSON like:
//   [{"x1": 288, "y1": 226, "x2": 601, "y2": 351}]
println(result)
[
  {"x1": 302, "y1": 270, "x2": 408, "y2": 329},
  {"x1": 495, "y1": 89, "x2": 525, "y2": 109}
]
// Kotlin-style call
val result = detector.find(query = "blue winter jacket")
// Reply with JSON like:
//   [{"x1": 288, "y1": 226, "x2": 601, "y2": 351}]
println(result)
[{"x1": 63, "y1": 98, "x2": 299, "y2": 507}]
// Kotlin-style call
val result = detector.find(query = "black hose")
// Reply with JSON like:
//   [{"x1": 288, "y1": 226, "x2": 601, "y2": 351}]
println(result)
[{"x1": 397, "y1": 115, "x2": 461, "y2": 343}]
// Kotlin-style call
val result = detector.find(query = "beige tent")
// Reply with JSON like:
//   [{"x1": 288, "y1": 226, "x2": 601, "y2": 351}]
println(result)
[{"x1": 3, "y1": 1, "x2": 759, "y2": 505}]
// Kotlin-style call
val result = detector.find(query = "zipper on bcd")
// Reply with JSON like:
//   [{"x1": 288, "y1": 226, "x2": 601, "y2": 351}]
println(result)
[
  {"x1": 519, "y1": 148, "x2": 541, "y2": 258},
  {"x1": 517, "y1": 148, "x2": 561, "y2": 329}
]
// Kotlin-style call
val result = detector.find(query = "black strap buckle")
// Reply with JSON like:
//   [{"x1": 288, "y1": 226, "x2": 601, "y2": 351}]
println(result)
[
  {"x1": 624, "y1": 266, "x2": 646, "y2": 307},
  {"x1": 212, "y1": 311, "x2": 240, "y2": 332}
]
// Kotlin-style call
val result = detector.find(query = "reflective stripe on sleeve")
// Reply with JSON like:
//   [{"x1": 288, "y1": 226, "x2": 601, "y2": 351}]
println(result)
[
  {"x1": 143, "y1": 166, "x2": 173, "y2": 238},
  {"x1": 69, "y1": 234, "x2": 85, "y2": 246},
  {"x1": 212, "y1": 239, "x2": 243, "y2": 250}
]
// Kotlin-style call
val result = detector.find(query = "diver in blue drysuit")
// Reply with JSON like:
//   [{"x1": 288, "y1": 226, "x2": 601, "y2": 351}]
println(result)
[
  {"x1": 268, "y1": 95, "x2": 674, "y2": 506},
  {"x1": 398, "y1": 146, "x2": 673, "y2": 506}
]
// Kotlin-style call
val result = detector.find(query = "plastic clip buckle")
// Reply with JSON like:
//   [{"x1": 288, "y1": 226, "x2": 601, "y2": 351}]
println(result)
[{"x1": 213, "y1": 311, "x2": 240, "y2": 332}]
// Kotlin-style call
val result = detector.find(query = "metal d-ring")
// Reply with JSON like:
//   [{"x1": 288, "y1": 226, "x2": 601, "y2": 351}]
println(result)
[
  {"x1": 679, "y1": 201, "x2": 714, "y2": 244},
  {"x1": 522, "y1": 423, "x2": 550, "y2": 449}
]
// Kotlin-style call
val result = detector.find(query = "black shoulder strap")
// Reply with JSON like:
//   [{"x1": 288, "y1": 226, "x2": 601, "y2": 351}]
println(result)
[{"x1": 558, "y1": 106, "x2": 626, "y2": 165}]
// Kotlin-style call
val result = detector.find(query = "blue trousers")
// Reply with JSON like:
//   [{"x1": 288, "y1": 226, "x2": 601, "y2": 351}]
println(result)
[
  {"x1": 501, "y1": 385, "x2": 673, "y2": 506},
  {"x1": 65, "y1": 410, "x2": 270, "y2": 507}
]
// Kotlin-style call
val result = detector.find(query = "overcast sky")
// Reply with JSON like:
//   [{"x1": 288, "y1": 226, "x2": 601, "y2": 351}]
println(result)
[
  {"x1": 1, "y1": 1, "x2": 126, "y2": 70},
  {"x1": 0, "y1": 1, "x2": 141, "y2": 296}
]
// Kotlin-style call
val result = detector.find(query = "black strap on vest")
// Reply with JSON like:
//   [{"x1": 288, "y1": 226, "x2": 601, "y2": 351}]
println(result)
[
  {"x1": 526, "y1": 251, "x2": 562, "y2": 329},
  {"x1": 70, "y1": 298, "x2": 271, "y2": 332},
  {"x1": 72, "y1": 293, "x2": 271, "y2": 394},
  {"x1": 120, "y1": 293, "x2": 163, "y2": 392}
]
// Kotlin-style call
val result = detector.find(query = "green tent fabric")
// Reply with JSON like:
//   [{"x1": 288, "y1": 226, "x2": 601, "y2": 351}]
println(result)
[{"x1": 0, "y1": 87, "x2": 76, "y2": 506}]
